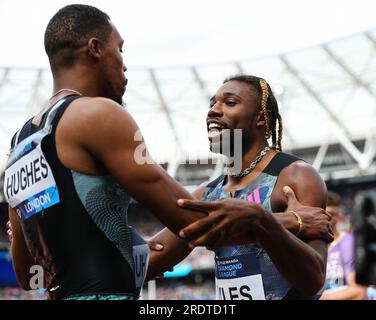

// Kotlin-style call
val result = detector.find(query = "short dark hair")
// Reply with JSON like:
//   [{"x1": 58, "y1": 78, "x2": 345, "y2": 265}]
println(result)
[
  {"x1": 223, "y1": 75, "x2": 283, "y2": 151},
  {"x1": 44, "y1": 4, "x2": 112, "y2": 69},
  {"x1": 327, "y1": 191, "x2": 342, "y2": 206}
]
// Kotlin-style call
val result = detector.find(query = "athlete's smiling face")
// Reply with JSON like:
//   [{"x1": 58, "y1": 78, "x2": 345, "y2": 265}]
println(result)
[{"x1": 207, "y1": 80, "x2": 263, "y2": 153}]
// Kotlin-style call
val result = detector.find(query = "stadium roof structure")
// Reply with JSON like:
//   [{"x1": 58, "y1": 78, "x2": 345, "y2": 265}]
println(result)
[{"x1": 0, "y1": 28, "x2": 376, "y2": 193}]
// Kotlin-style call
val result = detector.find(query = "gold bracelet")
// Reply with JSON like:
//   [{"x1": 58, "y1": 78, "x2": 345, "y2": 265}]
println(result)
[{"x1": 290, "y1": 210, "x2": 303, "y2": 237}]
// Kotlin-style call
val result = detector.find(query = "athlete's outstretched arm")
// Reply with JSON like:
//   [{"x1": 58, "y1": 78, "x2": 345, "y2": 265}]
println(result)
[
  {"x1": 58, "y1": 98, "x2": 209, "y2": 235},
  {"x1": 146, "y1": 183, "x2": 332, "y2": 280}
]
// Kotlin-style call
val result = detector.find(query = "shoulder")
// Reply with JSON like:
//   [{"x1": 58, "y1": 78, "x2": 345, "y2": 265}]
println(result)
[
  {"x1": 274, "y1": 155, "x2": 327, "y2": 208},
  {"x1": 281, "y1": 159, "x2": 323, "y2": 184},
  {"x1": 59, "y1": 97, "x2": 139, "y2": 136},
  {"x1": 67, "y1": 97, "x2": 131, "y2": 121}
]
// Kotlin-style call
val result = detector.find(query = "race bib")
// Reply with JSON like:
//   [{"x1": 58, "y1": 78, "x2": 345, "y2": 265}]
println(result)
[
  {"x1": 131, "y1": 228, "x2": 150, "y2": 298},
  {"x1": 215, "y1": 253, "x2": 266, "y2": 300},
  {"x1": 3, "y1": 99, "x2": 67, "y2": 221},
  {"x1": 4, "y1": 129, "x2": 60, "y2": 221}
]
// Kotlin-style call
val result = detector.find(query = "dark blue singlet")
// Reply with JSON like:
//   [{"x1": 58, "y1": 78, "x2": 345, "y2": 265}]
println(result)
[
  {"x1": 8, "y1": 96, "x2": 142, "y2": 300},
  {"x1": 202, "y1": 152, "x2": 317, "y2": 300}
]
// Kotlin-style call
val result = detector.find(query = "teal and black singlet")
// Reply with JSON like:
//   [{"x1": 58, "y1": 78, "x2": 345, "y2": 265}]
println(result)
[
  {"x1": 10, "y1": 96, "x2": 138, "y2": 300},
  {"x1": 202, "y1": 152, "x2": 317, "y2": 300}
]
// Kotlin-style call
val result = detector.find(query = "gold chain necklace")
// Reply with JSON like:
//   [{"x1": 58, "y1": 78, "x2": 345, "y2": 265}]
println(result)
[
  {"x1": 49, "y1": 88, "x2": 83, "y2": 100},
  {"x1": 224, "y1": 146, "x2": 270, "y2": 177}
]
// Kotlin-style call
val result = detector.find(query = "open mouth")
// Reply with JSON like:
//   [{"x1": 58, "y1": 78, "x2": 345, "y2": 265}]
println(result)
[{"x1": 207, "y1": 121, "x2": 228, "y2": 139}]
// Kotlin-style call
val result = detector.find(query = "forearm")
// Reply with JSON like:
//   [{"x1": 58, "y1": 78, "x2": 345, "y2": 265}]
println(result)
[
  {"x1": 255, "y1": 214, "x2": 326, "y2": 296},
  {"x1": 224, "y1": 212, "x2": 297, "y2": 246},
  {"x1": 146, "y1": 228, "x2": 193, "y2": 281},
  {"x1": 220, "y1": 211, "x2": 302, "y2": 247},
  {"x1": 125, "y1": 167, "x2": 208, "y2": 236},
  {"x1": 272, "y1": 211, "x2": 299, "y2": 235}
]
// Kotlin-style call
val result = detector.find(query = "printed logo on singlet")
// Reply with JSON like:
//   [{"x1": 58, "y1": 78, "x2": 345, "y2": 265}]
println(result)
[
  {"x1": 203, "y1": 183, "x2": 270, "y2": 300},
  {"x1": 4, "y1": 127, "x2": 60, "y2": 221},
  {"x1": 215, "y1": 252, "x2": 266, "y2": 300},
  {"x1": 247, "y1": 186, "x2": 269, "y2": 204},
  {"x1": 213, "y1": 186, "x2": 269, "y2": 300}
]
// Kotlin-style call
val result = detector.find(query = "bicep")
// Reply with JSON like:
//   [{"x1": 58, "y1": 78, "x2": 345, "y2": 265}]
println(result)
[
  {"x1": 78, "y1": 101, "x2": 206, "y2": 233},
  {"x1": 278, "y1": 161, "x2": 326, "y2": 209},
  {"x1": 279, "y1": 162, "x2": 328, "y2": 257},
  {"x1": 83, "y1": 101, "x2": 175, "y2": 192},
  {"x1": 287, "y1": 162, "x2": 327, "y2": 209}
]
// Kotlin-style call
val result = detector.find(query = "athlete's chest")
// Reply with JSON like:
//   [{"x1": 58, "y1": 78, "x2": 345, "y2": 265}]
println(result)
[{"x1": 206, "y1": 173, "x2": 286, "y2": 212}]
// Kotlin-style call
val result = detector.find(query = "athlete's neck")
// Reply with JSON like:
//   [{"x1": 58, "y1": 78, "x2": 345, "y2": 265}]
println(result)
[
  {"x1": 226, "y1": 140, "x2": 273, "y2": 185},
  {"x1": 51, "y1": 81, "x2": 95, "y2": 101},
  {"x1": 52, "y1": 64, "x2": 103, "y2": 100}
]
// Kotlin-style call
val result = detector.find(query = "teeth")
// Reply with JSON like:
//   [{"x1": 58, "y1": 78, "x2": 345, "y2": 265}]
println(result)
[{"x1": 208, "y1": 123, "x2": 224, "y2": 130}]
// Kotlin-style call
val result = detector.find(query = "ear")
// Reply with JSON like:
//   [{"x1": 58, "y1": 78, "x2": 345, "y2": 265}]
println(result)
[{"x1": 87, "y1": 37, "x2": 102, "y2": 59}]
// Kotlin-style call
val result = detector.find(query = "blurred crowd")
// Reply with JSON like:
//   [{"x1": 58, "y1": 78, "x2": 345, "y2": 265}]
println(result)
[
  {"x1": 181, "y1": 247, "x2": 214, "y2": 270},
  {"x1": 0, "y1": 288, "x2": 46, "y2": 300},
  {"x1": 143, "y1": 279, "x2": 216, "y2": 300},
  {"x1": 154, "y1": 284, "x2": 215, "y2": 300}
]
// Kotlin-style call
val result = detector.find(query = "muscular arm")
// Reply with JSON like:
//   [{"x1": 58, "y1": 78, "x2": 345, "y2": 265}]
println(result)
[
  {"x1": 59, "y1": 98, "x2": 332, "y2": 245},
  {"x1": 253, "y1": 161, "x2": 328, "y2": 296},
  {"x1": 8, "y1": 207, "x2": 35, "y2": 290},
  {"x1": 61, "y1": 98, "x2": 208, "y2": 235},
  {"x1": 146, "y1": 180, "x2": 331, "y2": 281}
]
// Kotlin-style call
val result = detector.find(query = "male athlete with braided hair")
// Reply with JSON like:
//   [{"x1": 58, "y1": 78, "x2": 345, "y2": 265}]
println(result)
[{"x1": 149, "y1": 75, "x2": 329, "y2": 300}]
